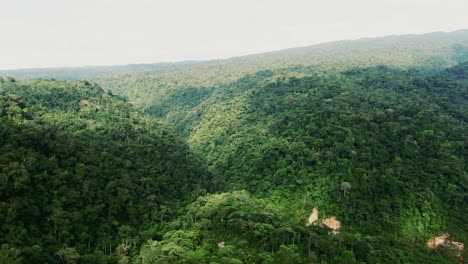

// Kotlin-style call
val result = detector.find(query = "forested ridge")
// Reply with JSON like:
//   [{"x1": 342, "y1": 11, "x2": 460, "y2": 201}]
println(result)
[
  {"x1": 130, "y1": 62, "x2": 467, "y2": 263},
  {"x1": 0, "y1": 32, "x2": 467, "y2": 263},
  {"x1": 0, "y1": 79, "x2": 206, "y2": 263}
]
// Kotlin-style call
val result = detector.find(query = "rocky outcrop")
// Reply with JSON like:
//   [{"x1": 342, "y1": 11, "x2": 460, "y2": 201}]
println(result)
[
  {"x1": 323, "y1": 216, "x2": 341, "y2": 234},
  {"x1": 427, "y1": 233, "x2": 464, "y2": 261},
  {"x1": 306, "y1": 207, "x2": 341, "y2": 234}
]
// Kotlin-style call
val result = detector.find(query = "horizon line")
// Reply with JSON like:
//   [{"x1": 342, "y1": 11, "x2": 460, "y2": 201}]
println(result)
[{"x1": 1, "y1": 28, "x2": 466, "y2": 72}]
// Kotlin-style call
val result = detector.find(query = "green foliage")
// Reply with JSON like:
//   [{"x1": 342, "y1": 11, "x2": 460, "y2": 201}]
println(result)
[
  {"x1": 0, "y1": 244, "x2": 23, "y2": 264},
  {"x1": 1, "y1": 32, "x2": 467, "y2": 263},
  {"x1": 128, "y1": 62, "x2": 465, "y2": 263},
  {"x1": 137, "y1": 191, "x2": 460, "y2": 263},
  {"x1": 0, "y1": 80, "x2": 206, "y2": 262},
  {"x1": 181, "y1": 64, "x2": 467, "y2": 237}
]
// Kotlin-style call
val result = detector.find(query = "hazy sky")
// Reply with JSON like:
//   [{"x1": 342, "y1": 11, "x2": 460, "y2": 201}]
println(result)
[{"x1": 1, "y1": 0, "x2": 467, "y2": 70}]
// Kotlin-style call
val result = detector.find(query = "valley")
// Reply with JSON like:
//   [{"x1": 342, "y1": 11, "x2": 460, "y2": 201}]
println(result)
[{"x1": 0, "y1": 30, "x2": 467, "y2": 263}]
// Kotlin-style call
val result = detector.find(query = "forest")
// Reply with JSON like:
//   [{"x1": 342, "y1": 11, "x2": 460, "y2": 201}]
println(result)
[{"x1": 0, "y1": 31, "x2": 467, "y2": 263}]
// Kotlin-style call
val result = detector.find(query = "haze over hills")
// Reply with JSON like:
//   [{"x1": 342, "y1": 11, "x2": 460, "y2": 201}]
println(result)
[
  {"x1": 0, "y1": 61, "x2": 203, "y2": 81},
  {"x1": 2, "y1": 30, "x2": 468, "y2": 81},
  {"x1": 1, "y1": 30, "x2": 467, "y2": 263},
  {"x1": 89, "y1": 30, "x2": 468, "y2": 133}
]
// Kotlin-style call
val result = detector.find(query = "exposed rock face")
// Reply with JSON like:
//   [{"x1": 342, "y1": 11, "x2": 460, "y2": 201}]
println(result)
[
  {"x1": 427, "y1": 233, "x2": 464, "y2": 260},
  {"x1": 306, "y1": 208, "x2": 341, "y2": 234},
  {"x1": 323, "y1": 216, "x2": 341, "y2": 234},
  {"x1": 307, "y1": 207, "x2": 319, "y2": 226}
]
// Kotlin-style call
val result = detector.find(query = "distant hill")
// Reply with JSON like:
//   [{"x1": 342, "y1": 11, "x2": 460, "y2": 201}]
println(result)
[
  {"x1": 91, "y1": 30, "x2": 467, "y2": 112},
  {"x1": 2, "y1": 30, "x2": 468, "y2": 82},
  {"x1": 0, "y1": 61, "x2": 202, "y2": 81}
]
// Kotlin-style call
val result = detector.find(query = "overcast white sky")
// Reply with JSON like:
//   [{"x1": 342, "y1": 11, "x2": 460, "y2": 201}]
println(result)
[{"x1": 1, "y1": 0, "x2": 467, "y2": 70}]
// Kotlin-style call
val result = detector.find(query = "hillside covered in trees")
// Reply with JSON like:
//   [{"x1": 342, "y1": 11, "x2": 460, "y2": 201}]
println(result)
[
  {"x1": 0, "y1": 31, "x2": 467, "y2": 263},
  {"x1": 90, "y1": 30, "x2": 468, "y2": 124},
  {"x1": 0, "y1": 79, "x2": 206, "y2": 263},
  {"x1": 129, "y1": 61, "x2": 467, "y2": 263}
]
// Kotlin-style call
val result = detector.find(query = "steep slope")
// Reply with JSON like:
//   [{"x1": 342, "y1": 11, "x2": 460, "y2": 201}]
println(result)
[
  {"x1": 1, "y1": 31, "x2": 467, "y2": 263},
  {"x1": 187, "y1": 63, "x2": 467, "y2": 231},
  {"x1": 0, "y1": 78, "x2": 206, "y2": 263},
  {"x1": 134, "y1": 63, "x2": 466, "y2": 263}
]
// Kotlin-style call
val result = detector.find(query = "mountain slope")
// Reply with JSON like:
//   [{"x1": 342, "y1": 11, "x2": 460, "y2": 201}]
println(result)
[
  {"x1": 90, "y1": 30, "x2": 468, "y2": 125},
  {"x1": 0, "y1": 78, "x2": 206, "y2": 262},
  {"x1": 135, "y1": 63, "x2": 467, "y2": 263},
  {"x1": 0, "y1": 30, "x2": 467, "y2": 263},
  {"x1": 186, "y1": 63, "x2": 467, "y2": 230}
]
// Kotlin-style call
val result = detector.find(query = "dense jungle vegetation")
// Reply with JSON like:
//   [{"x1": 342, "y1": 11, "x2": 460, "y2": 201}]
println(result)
[
  {"x1": 0, "y1": 79, "x2": 206, "y2": 263},
  {"x1": 0, "y1": 31, "x2": 467, "y2": 263}
]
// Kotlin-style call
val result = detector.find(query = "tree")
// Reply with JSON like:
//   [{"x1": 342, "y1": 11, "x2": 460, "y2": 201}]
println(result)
[
  {"x1": 0, "y1": 244, "x2": 23, "y2": 264},
  {"x1": 56, "y1": 247, "x2": 80, "y2": 264},
  {"x1": 341, "y1": 182, "x2": 352, "y2": 197}
]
